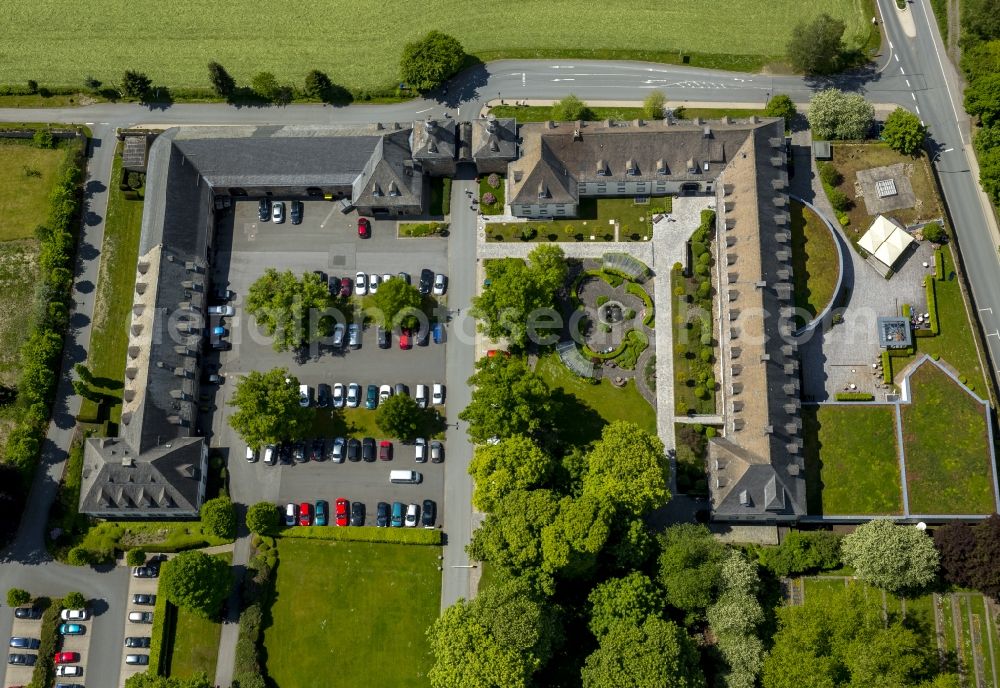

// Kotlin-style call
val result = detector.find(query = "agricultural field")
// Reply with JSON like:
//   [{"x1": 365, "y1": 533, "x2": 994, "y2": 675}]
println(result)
[{"x1": 3, "y1": 1, "x2": 873, "y2": 92}]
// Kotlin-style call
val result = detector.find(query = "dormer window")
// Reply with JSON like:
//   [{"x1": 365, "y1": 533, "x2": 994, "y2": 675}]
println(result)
[
  {"x1": 656, "y1": 158, "x2": 667, "y2": 175},
  {"x1": 538, "y1": 182, "x2": 550, "y2": 199},
  {"x1": 372, "y1": 183, "x2": 383, "y2": 197},
  {"x1": 687, "y1": 158, "x2": 698, "y2": 174},
  {"x1": 626, "y1": 159, "x2": 638, "y2": 176},
  {"x1": 596, "y1": 159, "x2": 609, "y2": 176},
  {"x1": 388, "y1": 181, "x2": 400, "y2": 197}
]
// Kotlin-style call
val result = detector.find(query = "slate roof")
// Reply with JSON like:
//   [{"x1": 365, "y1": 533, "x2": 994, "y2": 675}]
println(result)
[
  {"x1": 471, "y1": 116, "x2": 517, "y2": 161},
  {"x1": 352, "y1": 130, "x2": 423, "y2": 209},
  {"x1": 411, "y1": 119, "x2": 457, "y2": 162}
]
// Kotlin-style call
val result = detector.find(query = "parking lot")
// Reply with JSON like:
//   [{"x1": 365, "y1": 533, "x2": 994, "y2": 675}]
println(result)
[
  {"x1": 118, "y1": 565, "x2": 161, "y2": 688},
  {"x1": 5, "y1": 614, "x2": 43, "y2": 687},
  {"x1": 207, "y1": 200, "x2": 449, "y2": 519}
]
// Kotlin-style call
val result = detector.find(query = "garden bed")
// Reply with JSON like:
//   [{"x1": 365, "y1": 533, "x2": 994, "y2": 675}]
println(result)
[
  {"x1": 398, "y1": 221, "x2": 448, "y2": 237},
  {"x1": 485, "y1": 197, "x2": 663, "y2": 242},
  {"x1": 479, "y1": 173, "x2": 505, "y2": 214}
]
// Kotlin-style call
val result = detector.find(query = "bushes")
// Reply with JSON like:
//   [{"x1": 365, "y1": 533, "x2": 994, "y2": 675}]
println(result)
[
  {"x1": 233, "y1": 603, "x2": 266, "y2": 688},
  {"x1": 247, "y1": 502, "x2": 281, "y2": 536},
  {"x1": 616, "y1": 330, "x2": 649, "y2": 370},
  {"x1": 754, "y1": 531, "x2": 842, "y2": 577},
  {"x1": 7, "y1": 588, "x2": 30, "y2": 607},
  {"x1": 147, "y1": 588, "x2": 174, "y2": 675},
  {"x1": 626, "y1": 282, "x2": 655, "y2": 327},
  {"x1": 819, "y1": 163, "x2": 843, "y2": 187},
  {"x1": 835, "y1": 392, "x2": 875, "y2": 401},
  {"x1": 126, "y1": 548, "x2": 147, "y2": 567},
  {"x1": 400, "y1": 221, "x2": 448, "y2": 237},
  {"x1": 882, "y1": 350, "x2": 893, "y2": 384},
  {"x1": 925, "y1": 275, "x2": 940, "y2": 335},
  {"x1": 934, "y1": 247, "x2": 945, "y2": 280},
  {"x1": 442, "y1": 178, "x2": 452, "y2": 215},
  {"x1": 282, "y1": 525, "x2": 442, "y2": 545},
  {"x1": 201, "y1": 496, "x2": 237, "y2": 539}
]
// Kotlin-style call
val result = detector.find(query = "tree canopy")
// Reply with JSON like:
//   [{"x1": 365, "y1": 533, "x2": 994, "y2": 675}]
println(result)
[
  {"x1": 376, "y1": 393, "x2": 424, "y2": 442},
  {"x1": 63, "y1": 591, "x2": 87, "y2": 609},
  {"x1": 764, "y1": 94, "x2": 797, "y2": 129},
  {"x1": 807, "y1": 89, "x2": 875, "y2": 140},
  {"x1": 400, "y1": 31, "x2": 466, "y2": 92},
  {"x1": 427, "y1": 577, "x2": 560, "y2": 688},
  {"x1": 245, "y1": 269, "x2": 332, "y2": 352},
  {"x1": 643, "y1": 91, "x2": 666, "y2": 120},
  {"x1": 786, "y1": 13, "x2": 846, "y2": 75},
  {"x1": 963, "y1": 0, "x2": 1000, "y2": 41},
  {"x1": 587, "y1": 572, "x2": 665, "y2": 639},
  {"x1": 200, "y1": 495, "x2": 236, "y2": 539},
  {"x1": 246, "y1": 501, "x2": 280, "y2": 535},
  {"x1": 541, "y1": 494, "x2": 613, "y2": 580},
  {"x1": 161, "y1": 551, "x2": 232, "y2": 619},
  {"x1": 469, "y1": 435, "x2": 555, "y2": 512},
  {"x1": 471, "y1": 244, "x2": 568, "y2": 349},
  {"x1": 582, "y1": 421, "x2": 669, "y2": 517},
  {"x1": 964, "y1": 73, "x2": 1000, "y2": 127},
  {"x1": 207, "y1": 61, "x2": 235, "y2": 97},
  {"x1": 228, "y1": 368, "x2": 312, "y2": 448},
  {"x1": 122, "y1": 70, "x2": 152, "y2": 98},
  {"x1": 935, "y1": 515, "x2": 1000, "y2": 597},
  {"x1": 882, "y1": 107, "x2": 927, "y2": 155},
  {"x1": 657, "y1": 524, "x2": 727, "y2": 622},
  {"x1": 582, "y1": 616, "x2": 705, "y2": 688},
  {"x1": 6, "y1": 588, "x2": 29, "y2": 607},
  {"x1": 840, "y1": 519, "x2": 938, "y2": 595},
  {"x1": 459, "y1": 355, "x2": 556, "y2": 444},
  {"x1": 707, "y1": 551, "x2": 765, "y2": 688},
  {"x1": 371, "y1": 276, "x2": 423, "y2": 328},
  {"x1": 552, "y1": 94, "x2": 591, "y2": 121}
]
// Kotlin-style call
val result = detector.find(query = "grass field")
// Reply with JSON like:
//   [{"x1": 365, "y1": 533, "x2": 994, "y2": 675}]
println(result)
[
  {"x1": 264, "y1": 539, "x2": 439, "y2": 688},
  {"x1": 789, "y1": 199, "x2": 839, "y2": 326},
  {"x1": 0, "y1": 142, "x2": 66, "y2": 241},
  {"x1": 802, "y1": 405, "x2": 902, "y2": 515},
  {"x1": 78, "y1": 148, "x2": 144, "y2": 426},
  {"x1": 901, "y1": 362, "x2": 996, "y2": 515},
  {"x1": 310, "y1": 405, "x2": 446, "y2": 441},
  {"x1": 2, "y1": 2, "x2": 874, "y2": 92},
  {"x1": 166, "y1": 553, "x2": 231, "y2": 680},
  {"x1": 536, "y1": 351, "x2": 656, "y2": 448}
]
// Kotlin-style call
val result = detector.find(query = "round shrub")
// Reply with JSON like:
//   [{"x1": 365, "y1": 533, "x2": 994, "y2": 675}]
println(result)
[
  {"x1": 487, "y1": 173, "x2": 500, "y2": 188},
  {"x1": 6, "y1": 588, "x2": 30, "y2": 607},
  {"x1": 695, "y1": 385, "x2": 708, "y2": 399},
  {"x1": 699, "y1": 348, "x2": 713, "y2": 363},
  {"x1": 829, "y1": 188, "x2": 852, "y2": 212},
  {"x1": 67, "y1": 547, "x2": 93, "y2": 566},
  {"x1": 820, "y1": 164, "x2": 843, "y2": 187},
  {"x1": 695, "y1": 262, "x2": 711, "y2": 277},
  {"x1": 126, "y1": 548, "x2": 147, "y2": 567},
  {"x1": 520, "y1": 226, "x2": 537, "y2": 241},
  {"x1": 483, "y1": 192, "x2": 497, "y2": 206},
  {"x1": 247, "y1": 502, "x2": 280, "y2": 535},
  {"x1": 673, "y1": 286, "x2": 685, "y2": 297},
  {"x1": 922, "y1": 222, "x2": 945, "y2": 243},
  {"x1": 700, "y1": 332, "x2": 713, "y2": 346},
  {"x1": 691, "y1": 241, "x2": 707, "y2": 257},
  {"x1": 705, "y1": 427, "x2": 717, "y2": 438},
  {"x1": 698, "y1": 252, "x2": 711, "y2": 265},
  {"x1": 625, "y1": 308, "x2": 636, "y2": 319},
  {"x1": 597, "y1": 295, "x2": 609, "y2": 306},
  {"x1": 696, "y1": 281, "x2": 712, "y2": 299}
]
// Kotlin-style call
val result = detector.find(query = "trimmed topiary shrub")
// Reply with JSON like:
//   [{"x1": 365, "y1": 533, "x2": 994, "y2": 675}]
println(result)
[{"x1": 835, "y1": 392, "x2": 875, "y2": 401}]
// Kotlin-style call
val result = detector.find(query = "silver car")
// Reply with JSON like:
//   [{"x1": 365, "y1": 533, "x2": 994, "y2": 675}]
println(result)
[
  {"x1": 348, "y1": 323, "x2": 360, "y2": 349},
  {"x1": 346, "y1": 383, "x2": 361, "y2": 408},
  {"x1": 332, "y1": 323, "x2": 346, "y2": 348},
  {"x1": 332, "y1": 383, "x2": 345, "y2": 409},
  {"x1": 272, "y1": 201, "x2": 285, "y2": 224},
  {"x1": 331, "y1": 437, "x2": 346, "y2": 463}
]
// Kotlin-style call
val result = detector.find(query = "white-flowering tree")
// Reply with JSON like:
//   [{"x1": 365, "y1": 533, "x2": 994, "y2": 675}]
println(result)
[
  {"x1": 707, "y1": 550, "x2": 765, "y2": 688},
  {"x1": 841, "y1": 519, "x2": 939, "y2": 594},
  {"x1": 808, "y1": 89, "x2": 875, "y2": 140}
]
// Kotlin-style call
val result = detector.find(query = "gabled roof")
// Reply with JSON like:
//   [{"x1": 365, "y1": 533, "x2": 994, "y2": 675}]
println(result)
[
  {"x1": 353, "y1": 130, "x2": 423, "y2": 208},
  {"x1": 859, "y1": 215, "x2": 914, "y2": 268},
  {"x1": 411, "y1": 119, "x2": 457, "y2": 161},
  {"x1": 471, "y1": 116, "x2": 517, "y2": 160}
]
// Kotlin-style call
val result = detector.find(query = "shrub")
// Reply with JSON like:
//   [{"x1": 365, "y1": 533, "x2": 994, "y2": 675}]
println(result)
[
  {"x1": 755, "y1": 531, "x2": 842, "y2": 576},
  {"x1": 923, "y1": 222, "x2": 945, "y2": 243},
  {"x1": 201, "y1": 495, "x2": 237, "y2": 539},
  {"x1": 625, "y1": 308, "x2": 636, "y2": 319},
  {"x1": 482, "y1": 191, "x2": 497, "y2": 206},
  {"x1": 925, "y1": 276, "x2": 940, "y2": 335},
  {"x1": 705, "y1": 427, "x2": 717, "y2": 438},
  {"x1": 147, "y1": 589, "x2": 173, "y2": 675},
  {"x1": 882, "y1": 350, "x2": 892, "y2": 384},
  {"x1": 66, "y1": 546, "x2": 92, "y2": 566},
  {"x1": 27, "y1": 79, "x2": 39, "y2": 93},
  {"x1": 695, "y1": 262, "x2": 711, "y2": 277},
  {"x1": 247, "y1": 502, "x2": 281, "y2": 535},
  {"x1": 597, "y1": 295, "x2": 609, "y2": 306},
  {"x1": 32, "y1": 129, "x2": 55, "y2": 149},
  {"x1": 696, "y1": 281, "x2": 712, "y2": 299},
  {"x1": 902, "y1": 303, "x2": 912, "y2": 318},
  {"x1": 828, "y1": 188, "x2": 852, "y2": 212},
  {"x1": 7, "y1": 588, "x2": 30, "y2": 607},
  {"x1": 126, "y1": 548, "x2": 147, "y2": 567},
  {"x1": 487, "y1": 173, "x2": 500, "y2": 188},
  {"x1": 30, "y1": 599, "x2": 62, "y2": 688},
  {"x1": 934, "y1": 248, "x2": 945, "y2": 280},
  {"x1": 835, "y1": 392, "x2": 875, "y2": 401},
  {"x1": 520, "y1": 226, "x2": 537, "y2": 241},
  {"x1": 699, "y1": 348, "x2": 713, "y2": 363},
  {"x1": 551, "y1": 94, "x2": 591, "y2": 121},
  {"x1": 819, "y1": 163, "x2": 843, "y2": 187},
  {"x1": 282, "y1": 525, "x2": 443, "y2": 545},
  {"x1": 442, "y1": 178, "x2": 452, "y2": 215},
  {"x1": 303, "y1": 69, "x2": 332, "y2": 99}
]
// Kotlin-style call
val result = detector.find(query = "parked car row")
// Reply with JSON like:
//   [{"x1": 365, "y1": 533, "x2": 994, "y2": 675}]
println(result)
[
  {"x1": 253, "y1": 436, "x2": 444, "y2": 465},
  {"x1": 352, "y1": 268, "x2": 447, "y2": 297},
  {"x1": 285, "y1": 498, "x2": 437, "y2": 528},
  {"x1": 258, "y1": 198, "x2": 304, "y2": 225},
  {"x1": 296, "y1": 381, "x2": 445, "y2": 410},
  {"x1": 330, "y1": 320, "x2": 444, "y2": 350}
]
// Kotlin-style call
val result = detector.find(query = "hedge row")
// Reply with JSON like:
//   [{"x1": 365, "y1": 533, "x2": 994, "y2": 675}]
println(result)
[
  {"x1": 281, "y1": 525, "x2": 442, "y2": 545},
  {"x1": 28, "y1": 598, "x2": 62, "y2": 688},
  {"x1": 887, "y1": 345, "x2": 916, "y2": 358},
  {"x1": 147, "y1": 579, "x2": 173, "y2": 676},
  {"x1": 925, "y1": 275, "x2": 940, "y2": 335},
  {"x1": 835, "y1": 392, "x2": 875, "y2": 401},
  {"x1": 934, "y1": 248, "x2": 945, "y2": 280},
  {"x1": 626, "y1": 282, "x2": 655, "y2": 328},
  {"x1": 3, "y1": 139, "x2": 85, "y2": 484},
  {"x1": 400, "y1": 221, "x2": 449, "y2": 237},
  {"x1": 441, "y1": 178, "x2": 452, "y2": 216},
  {"x1": 881, "y1": 350, "x2": 893, "y2": 384}
]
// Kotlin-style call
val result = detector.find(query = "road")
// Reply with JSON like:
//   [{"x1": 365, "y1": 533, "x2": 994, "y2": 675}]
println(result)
[{"x1": 3, "y1": 0, "x2": 1000, "y2": 674}]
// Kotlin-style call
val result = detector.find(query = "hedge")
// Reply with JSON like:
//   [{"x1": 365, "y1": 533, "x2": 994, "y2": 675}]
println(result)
[
  {"x1": 147, "y1": 583, "x2": 174, "y2": 676},
  {"x1": 399, "y1": 221, "x2": 449, "y2": 237},
  {"x1": 887, "y1": 346, "x2": 916, "y2": 358},
  {"x1": 925, "y1": 275, "x2": 940, "y2": 335},
  {"x1": 281, "y1": 525, "x2": 442, "y2": 545},
  {"x1": 442, "y1": 178, "x2": 452, "y2": 216},
  {"x1": 626, "y1": 282, "x2": 655, "y2": 327},
  {"x1": 902, "y1": 304, "x2": 912, "y2": 318},
  {"x1": 882, "y1": 350, "x2": 893, "y2": 384},
  {"x1": 835, "y1": 392, "x2": 875, "y2": 401},
  {"x1": 934, "y1": 248, "x2": 945, "y2": 280},
  {"x1": 28, "y1": 598, "x2": 62, "y2": 688}
]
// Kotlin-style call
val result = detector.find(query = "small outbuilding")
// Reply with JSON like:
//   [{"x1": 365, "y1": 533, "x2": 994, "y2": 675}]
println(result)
[
  {"x1": 858, "y1": 215, "x2": 914, "y2": 270},
  {"x1": 812, "y1": 140, "x2": 832, "y2": 160}
]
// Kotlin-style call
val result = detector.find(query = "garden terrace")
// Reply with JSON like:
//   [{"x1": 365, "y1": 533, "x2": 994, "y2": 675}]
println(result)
[
  {"x1": 788, "y1": 199, "x2": 839, "y2": 328},
  {"x1": 484, "y1": 196, "x2": 663, "y2": 242}
]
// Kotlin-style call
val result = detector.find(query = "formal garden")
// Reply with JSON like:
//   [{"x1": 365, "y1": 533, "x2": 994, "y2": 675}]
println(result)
[{"x1": 484, "y1": 196, "x2": 667, "y2": 242}]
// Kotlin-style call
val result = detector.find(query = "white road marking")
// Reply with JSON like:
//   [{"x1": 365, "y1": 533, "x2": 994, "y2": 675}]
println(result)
[
  {"x1": 552, "y1": 78, "x2": 575, "y2": 82},
  {"x1": 915, "y1": 105, "x2": 920, "y2": 115},
  {"x1": 551, "y1": 66, "x2": 575, "y2": 69},
  {"x1": 979, "y1": 307, "x2": 993, "y2": 314},
  {"x1": 522, "y1": 72, "x2": 526, "y2": 86},
  {"x1": 319, "y1": 206, "x2": 338, "y2": 229},
  {"x1": 905, "y1": 79, "x2": 911, "y2": 87},
  {"x1": 900, "y1": 67, "x2": 905, "y2": 74},
  {"x1": 889, "y1": 40, "x2": 894, "y2": 50},
  {"x1": 895, "y1": 54, "x2": 900, "y2": 62},
  {"x1": 415, "y1": 107, "x2": 432, "y2": 114},
  {"x1": 911, "y1": 93, "x2": 917, "y2": 100},
  {"x1": 987, "y1": 331, "x2": 1000, "y2": 339},
  {"x1": 943, "y1": 148, "x2": 954, "y2": 153}
]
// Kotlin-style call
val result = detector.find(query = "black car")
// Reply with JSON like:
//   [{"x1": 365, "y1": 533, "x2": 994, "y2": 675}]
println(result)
[
  {"x1": 278, "y1": 443, "x2": 293, "y2": 465},
  {"x1": 327, "y1": 275, "x2": 340, "y2": 296},
  {"x1": 317, "y1": 383, "x2": 331, "y2": 408},
  {"x1": 419, "y1": 268, "x2": 434, "y2": 295},
  {"x1": 313, "y1": 270, "x2": 327, "y2": 284},
  {"x1": 8, "y1": 654, "x2": 36, "y2": 666},
  {"x1": 346, "y1": 438, "x2": 361, "y2": 462},
  {"x1": 132, "y1": 564, "x2": 159, "y2": 578},
  {"x1": 258, "y1": 198, "x2": 271, "y2": 221},
  {"x1": 293, "y1": 441, "x2": 307, "y2": 463},
  {"x1": 394, "y1": 383, "x2": 409, "y2": 397},
  {"x1": 377, "y1": 326, "x2": 390, "y2": 349},
  {"x1": 9, "y1": 637, "x2": 40, "y2": 650},
  {"x1": 350, "y1": 501, "x2": 366, "y2": 526},
  {"x1": 132, "y1": 593, "x2": 156, "y2": 605},
  {"x1": 310, "y1": 439, "x2": 325, "y2": 462},
  {"x1": 14, "y1": 607, "x2": 41, "y2": 620},
  {"x1": 213, "y1": 287, "x2": 234, "y2": 302},
  {"x1": 416, "y1": 326, "x2": 430, "y2": 347},
  {"x1": 421, "y1": 499, "x2": 437, "y2": 528},
  {"x1": 362, "y1": 437, "x2": 376, "y2": 462},
  {"x1": 290, "y1": 200, "x2": 303, "y2": 225},
  {"x1": 376, "y1": 501, "x2": 390, "y2": 527},
  {"x1": 125, "y1": 636, "x2": 151, "y2": 648}
]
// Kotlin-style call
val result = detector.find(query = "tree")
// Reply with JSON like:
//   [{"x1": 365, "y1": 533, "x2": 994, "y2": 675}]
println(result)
[
  {"x1": 161, "y1": 550, "x2": 232, "y2": 619},
  {"x1": 459, "y1": 356, "x2": 555, "y2": 444},
  {"x1": 764, "y1": 94, "x2": 797, "y2": 129},
  {"x1": 882, "y1": 107, "x2": 927, "y2": 155},
  {"x1": 371, "y1": 276, "x2": 423, "y2": 328},
  {"x1": 121, "y1": 70, "x2": 151, "y2": 98},
  {"x1": 934, "y1": 521, "x2": 976, "y2": 588},
  {"x1": 228, "y1": 368, "x2": 312, "y2": 447},
  {"x1": 468, "y1": 435, "x2": 555, "y2": 512},
  {"x1": 969, "y1": 514, "x2": 1000, "y2": 598},
  {"x1": 399, "y1": 31, "x2": 466, "y2": 92},
  {"x1": 643, "y1": 91, "x2": 666, "y2": 120},
  {"x1": 246, "y1": 501, "x2": 280, "y2": 535},
  {"x1": 63, "y1": 591, "x2": 86, "y2": 609},
  {"x1": 582, "y1": 421, "x2": 669, "y2": 517},
  {"x1": 964, "y1": 74, "x2": 1000, "y2": 127},
  {"x1": 975, "y1": 122, "x2": 1000, "y2": 158},
  {"x1": 84, "y1": 75, "x2": 102, "y2": 91},
  {"x1": 551, "y1": 94, "x2": 590, "y2": 121},
  {"x1": 245, "y1": 269, "x2": 332, "y2": 351},
  {"x1": 587, "y1": 572, "x2": 664, "y2": 638},
  {"x1": 304, "y1": 69, "x2": 333, "y2": 99},
  {"x1": 376, "y1": 393, "x2": 424, "y2": 442},
  {"x1": 786, "y1": 13, "x2": 846, "y2": 75},
  {"x1": 582, "y1": 616, "x2": 705, "y2": 688},
  {"x1": 207, "y1": 61, "x2": 236, "y2": 97},
  {"x1": 201, "y1": 495, "x2": 237, "y2": 539},
  {"x1": 807, "y1": 89, "x2": 875, "y2": 140},
  {"x1": 707, "y1": 551, "x2": 765, "y2": 688},
  {"x1": 841, "y1": 519, "x2": 938, "y2": 595},
  {"x1": 755, "y1": 530, "x2": 842, "y2": 577},
  {"x1": 126, "y1": 548, "x2": 147, "y2": 567},
  {"x1": 979, "y1": 145, "x2": 1000, "y2": 205},
  {"x1": 541, "y1": 495, "x2": 613, "y2": 579},
  {"x1": 657, "y1": 524, "x2": 727, "y2": 622},
  {"x1": 963, "y1": 0, "x2": 1000, "y2": 41},
  {"x1": 251, "y1": 71, "x2": 279, "y2": 100},
  {"x1": 6, "y1": 588, "x2": 29, "y2": 607},
  {"x1": 427, "y1": 577, "x2": 559, "y2": 688}
]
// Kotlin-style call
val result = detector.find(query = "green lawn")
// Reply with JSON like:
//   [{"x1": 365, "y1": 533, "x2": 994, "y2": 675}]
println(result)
[
  {"x1": 0, "y1": 141, "x2": 66, "y2": 242},
  {"x1": 489, "y1": 105, "x2": 646, "y2": 122},
  {"x1": 77, "y1": 148, "x2": 144, "y2": 426},
  {"x1": 672, "y1": 268, "x2": 717, "y2": 416},
  {"x1": 0, "y1": 241, "x2": 39, "y2": 387},
  {"x1": 901, "y1": 363, "x2": 996, "y2": 515},
  {"x1": 674, "y1": 107, "x2": 768, "y2": 121},
  {"x1": 802, "y1": 576, "x2": 848, "y2": 603},
  {"x1": 264, "y1": 539, "x2": 440, "y2": 688},
  {"x1": 479, "y1": 175, "x2": 505, "y2": 215},
  {"x1": 789, "y1": 199, "x2": 839, "y2": 325},
  {"x1": 536, "y1": 351, "x2": 656, "y2": 448},
  {"x1": 3, "y1": 2, "x2": 873, "y2": 92},
  {"x1": 802, "y1": 405, "x2": 902, "y2": 515},
  {"x1": 167, "y1": 552, "x2": 231, "y2": 680},
  {"x1": 310, "y1": 405, "x2": 446, "y2": 440},
  {"x1": 485, "y1": 196, "x2": 665, "y2": 242}
]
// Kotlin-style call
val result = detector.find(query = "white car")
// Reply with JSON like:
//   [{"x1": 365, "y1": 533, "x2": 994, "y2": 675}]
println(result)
[
  {"x1": 415, "y1": 384, "x2": 428, "y2": 409},
  {"x1": 298, "y1": 385, "x2": 311, "y2": 407},
  {"x1": 346, "y1": 383, "x2": 361, "y2": 408},
  {"x1": 207, "y1": 305, "x2": 235, "y2": 317},
  {"x1": 272, "y1": 201, "x2": 285, "y2": 224},
  {"x1": 127, "y1": 611, "x2": 153, "y2": 624},
  {"x1": 369, "y1": 273, "x2": 380, "y2": 294},
  {"x1": 263, "y1": 444, "x2": 276, "y2": 466},
  {"x1": 56, "y1": 666, "x2": 83, "y2": 677},
  {"x1": 432, "y1": 383, "x2": 445, "y2": 405},
  {"x1": 332, "y1": 383, "x2": 345, "y2": 409},
  {"x1": 60, "y1": 609, "x2": 89, "y2": 621},
  {"x1": 382, "y1": 273, "x2": 392, "y2": 286},
  {"x1": 245, "y1": 446, "x2": 258, "y2": 463},
  {"x1": 433, "y1": 273, "x2": 448, "y2": 295},
  {"x1": 414, "y1": 437, "x2": 427, "y2": 463},
  {"x1": 379, "y1": 384, "x2": 392, "y2": 403},
  {"x1": 405, "y1": 503, "x2": 419, "y2": 527},
  {"x1": 354, "y1": 272, "x2": 367, "y2": 296},
  {"x1": 285, "y1": 503, "x2": 297, "y2": 526}
]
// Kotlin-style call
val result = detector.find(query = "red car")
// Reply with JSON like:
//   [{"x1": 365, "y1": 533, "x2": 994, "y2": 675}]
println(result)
[
  {"x1": 335, "y1": 498, "x2": 349, "y2": 526},
  {"x1": 379, "y1": 440, "x2": 393, "y2": 461},
  {"x1": 298, "y1": 502, "x2": 312, "y2": 526},
  {"x1": 339, "y1": 277, "x2": 352, "y2": 298},
  {"x1": 54, "y1": 651, "x2": 78, "y2": 664},
  {"x1": 399, "y1": 329, "x2": 412, "y2": 350},
  {"x1": 357, "y1": 217, "x2": 371, "y2": 239}
]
